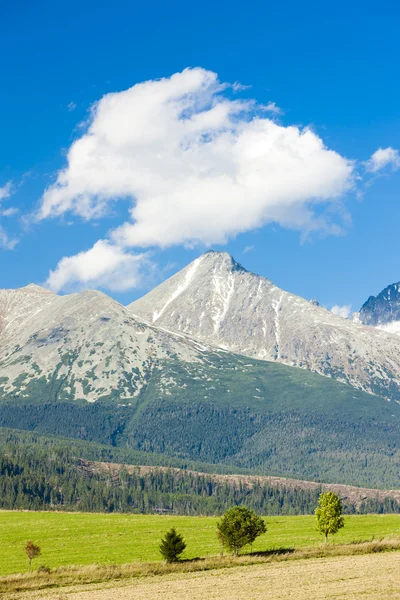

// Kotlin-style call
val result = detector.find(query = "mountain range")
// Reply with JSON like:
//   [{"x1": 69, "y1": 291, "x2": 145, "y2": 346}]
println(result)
[{"x1": 1, "y1": 251, "x2": 400, "y2": 487}]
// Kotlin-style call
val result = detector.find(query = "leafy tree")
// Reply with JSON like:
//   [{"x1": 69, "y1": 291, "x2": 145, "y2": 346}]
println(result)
[
  {"x1": 315, "y1": 492, "x2": 344, "y2": 544},
  {"x1": 159, "y1": 528, "x2": 186, "y2": 562},
  {"x1": 216, "y1": 506, "x2": 266, "y2": 556},
  {"x1": 25, "y1": 540, "x2": 41, "y2": 571}
]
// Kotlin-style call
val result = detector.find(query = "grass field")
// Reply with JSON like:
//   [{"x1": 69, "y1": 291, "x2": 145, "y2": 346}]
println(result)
[{"x1": 1, "y1": 511, "x2": 400, "y2": 576}]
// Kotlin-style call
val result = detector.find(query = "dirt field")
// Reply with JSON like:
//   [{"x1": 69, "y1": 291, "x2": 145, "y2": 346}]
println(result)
[{"x1": 8, "y1": 551, "x2": 400, "y2": 600}]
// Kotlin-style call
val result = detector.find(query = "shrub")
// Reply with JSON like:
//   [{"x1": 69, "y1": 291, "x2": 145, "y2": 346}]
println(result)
[
  {"x1": 217, "y1": 506, "x2": 267, "y2": 556},
  {"x1": 159, "y1": 528, "x2": 186, "y2": 563},
  {"x1": 25, "y1": 541, "x2": 41, "y2": 572}
]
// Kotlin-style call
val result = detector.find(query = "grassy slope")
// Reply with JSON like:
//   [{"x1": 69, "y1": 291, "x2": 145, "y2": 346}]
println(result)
[
  {"x1": 122, "y1": 355, "x2": 400, "y2": 486},
  {"x1": 1, "y1": 352, "x2": 400, "y2": 486},
  {"x1": 1, "y1": 511, "x2": 400, "y2": 576}
]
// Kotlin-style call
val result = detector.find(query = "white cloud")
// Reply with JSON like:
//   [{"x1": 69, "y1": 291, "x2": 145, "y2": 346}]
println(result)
[
  {"x1": 67, "y1": 102, "x2": 77, "y2": 112},
  {"x1": 0, "y1": 182, "x2": 17, "y2": 249},
  {"x1": 366, "y1": 147, "x2": 400, "y2": 172},
  {"x1": 0, "y1": 207, "x2": 18, "y2": 217},
  {"x1": 262, "y1": 102, "x2": 283, "y2": 115},
  {"x1": 0, "y1": 227, "x2": 17, "y2": 250},
  {"x1": 0, "y1": 182, "x2": 12, "y2": 201},
  {"x1": 39, "y1": 68, "x2": 354, "y2": 242},
  {"x1": 45, "y1": 240, "x2": 151, "y2": 292},
  {"x1": 331, "y1": 304, "x2": 352, "y2": 319},
  {"x1": 243, "y1": 245, "x2": 255, "y2": 253},
  {"x1": 39, "y1": 67, "x2": 360, "y2": 291}
]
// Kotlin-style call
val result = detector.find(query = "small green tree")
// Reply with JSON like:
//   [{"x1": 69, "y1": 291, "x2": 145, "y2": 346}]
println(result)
[
  {"x1": 217, "y1": 506, "x2": 267, "y2": 556},
  {"x1": 25, "y1": 540, "x2": 41, "y2": 571},
  {"x1": 159, "y1": 528, "x2": 186, "y2": 562},
  {"x1": 315, "y1": 492, "x2": 344, "y2": 544}
]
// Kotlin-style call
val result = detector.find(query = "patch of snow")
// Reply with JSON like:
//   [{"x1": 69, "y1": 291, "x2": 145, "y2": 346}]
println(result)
[{"x1": 152, "y1": 255, "x2": 205, "y2": 323}]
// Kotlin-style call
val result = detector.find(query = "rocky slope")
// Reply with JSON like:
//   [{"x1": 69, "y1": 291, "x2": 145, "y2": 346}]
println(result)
[
  {"x1": 130, "y1": 251, "x2": 400, "y2": 401},
  {"x1": 359, "y1": 281, "x2": 400, "y2": 335},
  {"x1": 0, "y1": 284, "x2": 212, "y2": 403}
]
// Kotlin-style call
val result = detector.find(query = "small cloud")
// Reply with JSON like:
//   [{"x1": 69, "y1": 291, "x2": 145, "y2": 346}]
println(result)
[
  {"x1": 0, "y1": 226, "x2": 18, "y2": 250},
  {"x1": 162, "y1": 261, "x2": 178, "y2": 273},
  {"x1": 232, "y1": 81, "x2": 251, "y2": 92},
  {"x1": 0, "y1": 181, "x2": 12, "y2": 201},
  {"x1": 67, "y1": 101, "x2": 77, "y2": 112},
  {"x1": 366, "y1": 147, "x2": 400, "y2": 172},
  {"x1": 262, "y1": 101, "x2": 283, "y2": 115},
  {"x1": 331, "y1": 304, "x2": 352, "y2": 319},
  {"x1": 243, "y1": 245, "x2": 255, "y2": 254},
  {"x1": 45, "y1": 240, "x2": 152, "y2": 293},
  {"x1": 0, "y1": 207, "x2": 18, "y2": 217},
  {"x1": 0, "y1": 181, "x2": 17, "y2": 249}
]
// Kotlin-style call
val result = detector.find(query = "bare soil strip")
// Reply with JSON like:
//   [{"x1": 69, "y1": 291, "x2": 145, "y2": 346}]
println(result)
[
  {"x1": 5, "y1": 552, "x2": 400, "y2": 600},
  {"x1": 80, "y1": 459, "x2": 400, "y2": 507}
]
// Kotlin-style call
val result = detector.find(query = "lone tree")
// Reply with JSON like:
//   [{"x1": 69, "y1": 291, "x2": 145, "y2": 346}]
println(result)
[
  {"x1": 159, "y1": 528, "x2": 186, "y2": 563},
  {"x1": 315, "y1": 492, "x2": 344, "y2": 544},
  {"x1": 25, "y1": 540, "x2": 41, "y2": 571},
  {"x1": 217, "y1": 506, "x2": 266, "y2": 556}
]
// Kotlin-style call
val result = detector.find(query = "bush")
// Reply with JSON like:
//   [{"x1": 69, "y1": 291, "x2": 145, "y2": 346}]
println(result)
[
  {"x1": 159, "y1": 528, "x2": 186, "y2": 562},
  {"x1": 25, "y1": 541, "x2": 41, "y2": 572},
  {"x1": 217, "y1": 506, "x2": 267, "y2": 556}
]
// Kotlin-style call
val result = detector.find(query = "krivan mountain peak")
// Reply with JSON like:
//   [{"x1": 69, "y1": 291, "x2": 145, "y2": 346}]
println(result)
[{"x1": 130, "y1": 252, "x2": 400, "y2": 400}]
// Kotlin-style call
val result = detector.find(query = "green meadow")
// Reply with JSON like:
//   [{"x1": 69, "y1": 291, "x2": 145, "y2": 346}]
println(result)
[{"x1": 1, "y1": 511, "x2": 399, "y2": 576}]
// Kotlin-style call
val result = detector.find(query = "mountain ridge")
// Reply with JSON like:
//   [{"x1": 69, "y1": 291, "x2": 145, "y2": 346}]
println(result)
[
  {"x1": 1, "y1": 253, "x2": 400, "y2": 486},
  {"x1": 129, "y1": 251, "x2": 400, "y2": 401}
]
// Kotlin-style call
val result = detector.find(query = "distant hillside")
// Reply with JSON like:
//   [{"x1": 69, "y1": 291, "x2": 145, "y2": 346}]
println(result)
[
  {"x1": 86, "y1": 460, "x2": 400, "y2": 511},
  {"x1": 0, "y1": 429, "x2": 399, "y2": 515},
  {"x1": 1, "y1": 347, "x2": 400, "y2": 488}
]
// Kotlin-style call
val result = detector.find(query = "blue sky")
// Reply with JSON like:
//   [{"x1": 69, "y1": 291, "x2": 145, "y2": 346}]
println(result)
[{"x1": 1, "y1": 0, "x2": 400, "y2": 315}]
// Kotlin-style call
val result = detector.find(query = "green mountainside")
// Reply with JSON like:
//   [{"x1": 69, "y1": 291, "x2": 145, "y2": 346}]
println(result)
[{"x1": 1, "y1": 351, "x2": 399, "y2": 488}]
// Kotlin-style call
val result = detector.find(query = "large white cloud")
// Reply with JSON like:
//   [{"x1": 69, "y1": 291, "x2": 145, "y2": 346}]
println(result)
[
  {"x1": 45, "y1": 241, "x2": 150, "y2": 292},
  {"x1": 40, "y1": 68, "x2": 354, "y2": 240},
  {"x1": 39, "y1": 67, "x2": 359, "y2": 290}
]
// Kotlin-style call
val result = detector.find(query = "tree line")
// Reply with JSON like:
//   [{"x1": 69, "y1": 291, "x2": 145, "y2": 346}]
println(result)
[{"x1": 0, "y1": 442, "x2": 399, "y2": 515}]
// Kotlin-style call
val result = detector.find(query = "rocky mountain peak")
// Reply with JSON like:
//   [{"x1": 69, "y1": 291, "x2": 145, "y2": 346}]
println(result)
[
  {"x1": 202, "y1": 250, "x2": 248, "y2": 273},
  {"x1": 20, "y1": 283, "x2": 55, "y2": 295},
  {"x1": 359, "y1": 281, "x2": 400, "y2": 326},
  {"x1": 130, "y1": 253, "x2": 400, "y2": 400}
]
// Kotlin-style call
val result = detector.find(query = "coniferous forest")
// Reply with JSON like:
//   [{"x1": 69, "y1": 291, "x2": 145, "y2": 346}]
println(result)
[{"x1": 0, "y1": 429, "x2": 399, "y2": 516}]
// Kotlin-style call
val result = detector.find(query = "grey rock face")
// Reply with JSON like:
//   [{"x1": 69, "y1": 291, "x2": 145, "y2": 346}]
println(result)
[
  {"x1": 0, "y1": 285, "x2": 214, "y2": 402},
  {"x1": 360, "y1": 282, "x2": 400, "y2": 326},
  {"x1": 129, "y1": 251, "x2": 400, "y2": 400}
]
